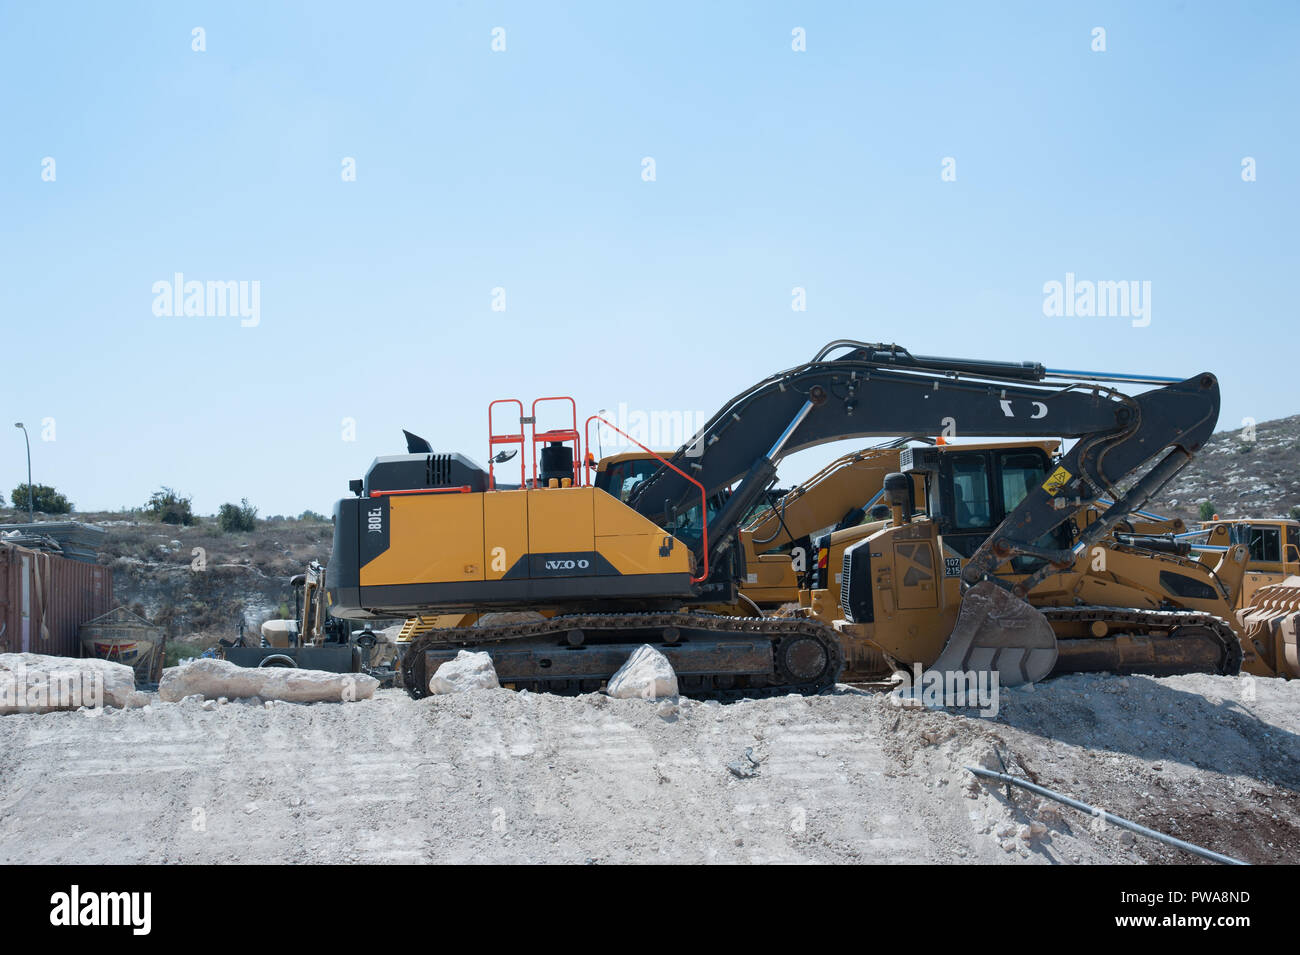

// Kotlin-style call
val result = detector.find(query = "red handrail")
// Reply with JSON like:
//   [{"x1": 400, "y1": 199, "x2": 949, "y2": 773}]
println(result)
[
  {"x1": 371, "y1": 486, "x2": 471, "y2": 497},
  {"x1": 584, "y1": 414, "x2": 709, "y2": 584},
  {"x1": 487, "y1": 399, "x2": 526, "y2": 489},
  {"x1": 532, "y1": 396, "x2": 580, "y2": 487}
]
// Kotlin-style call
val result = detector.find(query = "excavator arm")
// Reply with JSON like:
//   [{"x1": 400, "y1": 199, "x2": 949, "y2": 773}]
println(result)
[{"x1": 627, "y1": 341, "x2": 1219, "y2": 599}]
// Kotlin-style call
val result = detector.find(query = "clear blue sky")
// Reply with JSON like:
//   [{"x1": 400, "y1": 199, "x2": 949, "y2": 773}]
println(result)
[{"x1": 1, "y1": 1, "x2": 1295, "y2": 517}]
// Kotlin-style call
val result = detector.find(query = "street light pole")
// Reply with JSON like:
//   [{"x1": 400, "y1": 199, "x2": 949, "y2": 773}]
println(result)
[{"x1": 13, "y1": 423, "x2": 32, "y2": 521}]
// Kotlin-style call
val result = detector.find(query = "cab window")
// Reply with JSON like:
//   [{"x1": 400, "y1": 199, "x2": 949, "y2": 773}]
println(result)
[
  {"x1": 1249, "y1": 526, "x2": 1282, "y2": 563},
  {"x1": 599, "y1": 459, "x2": 660, "y2": 502},
  {"x1": 951, "y1": 457, "x2": 992, "y2": 529},
  {"x1": 1000, "y1": 453, "x2": 1046, "y2": 512}
]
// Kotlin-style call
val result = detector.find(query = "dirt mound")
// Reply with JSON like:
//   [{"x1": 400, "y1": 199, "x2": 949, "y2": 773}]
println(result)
[{"x1": 0, "y1": 673, "x2": 1294, "y2": 864}]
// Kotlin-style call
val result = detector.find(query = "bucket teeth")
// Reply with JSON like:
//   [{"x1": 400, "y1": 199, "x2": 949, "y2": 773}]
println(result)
[
  {"x1": 931, "y1": 581, "x2": 1058, "y2": 687},
  {"x1": 1237, "y1": 575, "x2": 1300, "y2": 679}
]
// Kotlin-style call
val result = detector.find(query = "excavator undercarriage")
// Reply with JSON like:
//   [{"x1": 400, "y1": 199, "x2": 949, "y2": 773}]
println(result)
[{"x1": 400, "y1": 610, "x2": 844, "y2": 698}]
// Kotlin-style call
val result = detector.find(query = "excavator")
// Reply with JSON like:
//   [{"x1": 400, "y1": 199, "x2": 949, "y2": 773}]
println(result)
[{"x1": 326, "y1": 339, "x2": 1231, "y2": 697}]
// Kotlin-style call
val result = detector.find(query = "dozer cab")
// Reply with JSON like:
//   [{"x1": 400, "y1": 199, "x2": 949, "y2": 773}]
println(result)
[{"x1": 327, "y1": 340, "x2": 1229, "y2": 698}]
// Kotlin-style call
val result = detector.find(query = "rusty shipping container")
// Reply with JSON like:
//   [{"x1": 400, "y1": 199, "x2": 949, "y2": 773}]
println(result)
[{"x1": 0, "y1": 543, "x2": 113, "y2": 657}]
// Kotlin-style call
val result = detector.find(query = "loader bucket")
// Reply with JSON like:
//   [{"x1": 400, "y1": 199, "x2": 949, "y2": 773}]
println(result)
[
  {"x1": 930, "y1": 580, "x2": 1058, "y2": 686},
  {"x1": 1236, "y1": 575, "x2": 1300, "y2": 679}
]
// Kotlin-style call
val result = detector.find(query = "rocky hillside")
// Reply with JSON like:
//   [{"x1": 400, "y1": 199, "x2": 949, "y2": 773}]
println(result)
[
  {"x1": 1151, "y1": 413, "x2": 1300, "y2": 523},
  {"x1": 0, "y1": 509, "x2": 335, "y2": 645}
]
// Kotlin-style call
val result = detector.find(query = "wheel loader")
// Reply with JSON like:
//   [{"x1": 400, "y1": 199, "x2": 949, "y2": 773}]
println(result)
[
  {"x1": 1195, "y1": 518, "x2": 1300, "y2": 605},
  {"x1": 326, "y1": 339, "x2": 1231, "y2": 697},
  {"x1": 1193, "y1": 518, "x2": 1300, "y2": 678}
]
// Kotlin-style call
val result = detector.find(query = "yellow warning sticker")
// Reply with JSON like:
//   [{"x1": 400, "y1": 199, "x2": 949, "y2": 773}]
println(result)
[{"x1": 1041, "y1": 465, "x2": 1072, "y2": 497}]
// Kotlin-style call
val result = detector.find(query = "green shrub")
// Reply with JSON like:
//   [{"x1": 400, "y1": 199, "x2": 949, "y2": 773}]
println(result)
[
  {"x1": 217, "y1": 498, "x2": 258, "y2": 532},
  {"x1": 145, "y1": 487, "x2": 195, "y2": 525},
  {"x1": 9, "y1": 483, "x2": 72, "y2": 514},
  {"x1": 298, "y1": 509, "x2": 328, "y2": 522},
  {"x1": 1198, "y1": 501, "x2": 1216, "y2": 522},
  {"x1": 1290, "y1": 505, "x2": 1300, "y2": 522},
  {"x1": 164, "y1": 641, "x2": 203, "y2": 668}
]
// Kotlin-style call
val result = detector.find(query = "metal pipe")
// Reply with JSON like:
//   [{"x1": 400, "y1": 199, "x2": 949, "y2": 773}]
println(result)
[
  {"x1": 965, "y1": 766, "x2": 1247, "y2": 865},
  {"x1": 766, "y1": 400, "x2": 815, "y2": 460},
  {"x1": 1044, "y1": 368, "x2": 1183, "y2": 385},
  {"x1": 813, "y1": 341, "x2": 1047, "y2": 382},
  {"x1": 1096, "y1": 498, "x2": 1170, "y2": 523}
]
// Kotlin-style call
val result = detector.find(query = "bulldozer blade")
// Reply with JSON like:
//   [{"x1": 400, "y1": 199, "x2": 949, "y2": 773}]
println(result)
[{"x1": 930, "y1": 581, "x2": 1058, "y2": 686}]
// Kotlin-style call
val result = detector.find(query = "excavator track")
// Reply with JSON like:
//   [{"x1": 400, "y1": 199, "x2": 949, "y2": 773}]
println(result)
[
  {"x1": 401, "y1": 611, "x2": 845, "y2": 700},
  {"x1": 1040, "y1": 605, "x2": 1243, "y2": 677}
]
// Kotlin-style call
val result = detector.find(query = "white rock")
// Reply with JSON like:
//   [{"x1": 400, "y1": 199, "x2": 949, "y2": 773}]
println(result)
[
  {"x1": 0, "y1": 653, "x2": 144, "y2": 714},
  {"x1": 605, "y1": 645, "x2": 678, "y2": 700},
  {"x1": 428, "y1": 650, "x2": 499, "y2": 695},
  {"x1": 158, "y1": 657, "x2": 378, "y2": 703}
]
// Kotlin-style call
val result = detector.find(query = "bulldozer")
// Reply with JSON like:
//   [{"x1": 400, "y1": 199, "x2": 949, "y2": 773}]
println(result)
[
  {"x1": 829, "y1": 441, "x2": 1249, "y2": 681},
  {"x1": 326, "y1": 339, "x2": 1231, "y2": 697}
]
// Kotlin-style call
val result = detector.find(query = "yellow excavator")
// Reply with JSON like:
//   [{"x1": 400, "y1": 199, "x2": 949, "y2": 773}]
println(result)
[{"x1": 326, "y1": 340, "x2": 1231, "y2": 697}]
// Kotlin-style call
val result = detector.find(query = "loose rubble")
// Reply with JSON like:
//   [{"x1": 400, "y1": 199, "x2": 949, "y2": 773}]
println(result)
[
  {"x1": 605, "y1": 644, "x2": 678, "y2": 700},
  {"x1": 158, "y1": 657, "x2": 378, "y2": 703},
  {"x1": 0, "y1": 652, "x2": 149, "y2": 714},
  {"x1": 428, "y1": 650, "x2": 500, "y2": 695}
]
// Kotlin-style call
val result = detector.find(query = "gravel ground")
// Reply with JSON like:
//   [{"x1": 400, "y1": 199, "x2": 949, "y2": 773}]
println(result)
[{"x1": 0, "y1": 673, "x2": 1296, "y2": 864}]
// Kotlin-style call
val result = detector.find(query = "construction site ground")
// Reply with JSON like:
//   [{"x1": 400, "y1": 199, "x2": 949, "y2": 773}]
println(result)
[{"x1": 0, "y1": 672, "x2": 1296, "y2": 865}]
